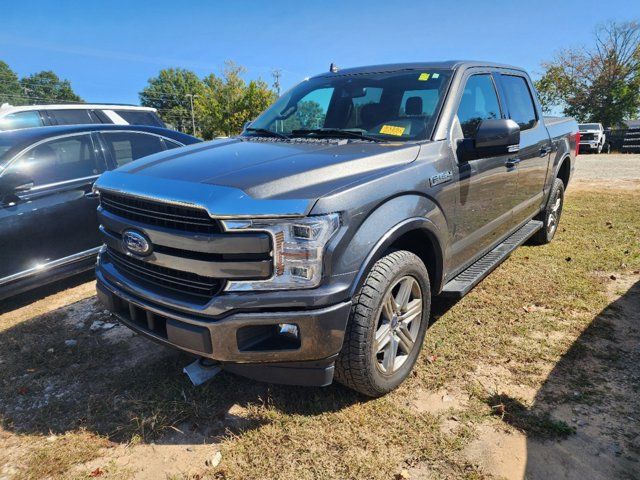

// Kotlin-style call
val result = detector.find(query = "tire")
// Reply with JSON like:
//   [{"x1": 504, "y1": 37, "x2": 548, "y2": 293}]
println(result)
[
  {"x1": 335, "y1": 250, "x2": 431, "y2": 397},
  {"x1": 531, "y1": 178, "x2": 565, "y2": 245}
]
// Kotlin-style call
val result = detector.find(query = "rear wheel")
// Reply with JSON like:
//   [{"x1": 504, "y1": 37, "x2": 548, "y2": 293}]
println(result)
[
  {"x1": 531, "y1": 178, "x2": 565, "y2": 245},
  {"x1": 335, "y1": 250, "x2": 430, "y2": 397}
]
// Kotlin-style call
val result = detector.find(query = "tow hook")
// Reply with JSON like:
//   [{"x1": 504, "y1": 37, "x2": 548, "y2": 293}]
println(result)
[{"x1": 183, "y1": 357, "x2": 222, "y2": 386}]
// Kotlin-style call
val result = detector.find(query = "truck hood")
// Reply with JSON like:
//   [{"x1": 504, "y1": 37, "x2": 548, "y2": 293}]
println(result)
[{"x1": 95, "y1": 137, "x2": 420, "y2": 218}]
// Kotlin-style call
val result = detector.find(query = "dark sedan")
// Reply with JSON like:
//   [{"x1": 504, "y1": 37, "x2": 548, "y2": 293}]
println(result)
[{"x1": 0, "y1": 124, "x2": 201, "y2": 300}]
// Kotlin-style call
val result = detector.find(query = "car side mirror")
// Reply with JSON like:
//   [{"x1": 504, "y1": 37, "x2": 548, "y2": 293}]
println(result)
[
  {"x1": 458, "y1": 119, "x2": 520, "y2": 161},
  {"x1": 0, "y1": 172, "x2": 34, "y2": 198}
]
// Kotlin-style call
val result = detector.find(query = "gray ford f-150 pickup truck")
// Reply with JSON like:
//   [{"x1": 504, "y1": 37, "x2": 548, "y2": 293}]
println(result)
[{"x1": 94, "y1": 61, "x2": 578, "y2": 396}]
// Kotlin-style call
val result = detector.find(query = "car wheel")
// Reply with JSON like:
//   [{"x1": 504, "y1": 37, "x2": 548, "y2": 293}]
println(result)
[
  {"x1": 335, "y1": 250, "x2": 430, "y2": 397},
  {"x1": 531, "y1": 178, "x2": 565, "y2": 245}
]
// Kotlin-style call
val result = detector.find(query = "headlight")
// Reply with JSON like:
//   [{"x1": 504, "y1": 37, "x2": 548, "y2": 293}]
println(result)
[{"x1": 222, "y1": 213, "x2": 340, "y2": 291}]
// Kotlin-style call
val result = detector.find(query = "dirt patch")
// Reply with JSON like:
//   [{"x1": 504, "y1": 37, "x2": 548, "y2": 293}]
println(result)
[
  {"x1": 411, "y1": 388, "x2": 468, "y2": 415},
  {"x1": 461, "y1": 274, "x2": 640, "y2": 479}
]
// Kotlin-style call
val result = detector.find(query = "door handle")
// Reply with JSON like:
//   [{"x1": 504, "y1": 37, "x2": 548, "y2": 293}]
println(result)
[
  {"x1": 506, "y1": 158, "x2": 521, "y2": 168},
  {"x1": 539, "y1": 147, "x2": 550, "y2": 157}
]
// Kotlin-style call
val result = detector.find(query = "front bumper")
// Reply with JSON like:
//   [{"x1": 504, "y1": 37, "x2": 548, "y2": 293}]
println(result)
[
  {"x1": 96, "y1": 267, "x2": 351, "y2": 385},
  {"x1": 579, "y1": 141, "x2": 599, "y2": 150}
]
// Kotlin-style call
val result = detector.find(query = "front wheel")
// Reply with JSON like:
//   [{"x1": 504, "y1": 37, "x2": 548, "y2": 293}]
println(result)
[
  {"x1": 531, "y1": 178, "x2": 565, "y2": 245},
  {"x1": 335, "y1": 250, "x2": 430, "y2": 397}
]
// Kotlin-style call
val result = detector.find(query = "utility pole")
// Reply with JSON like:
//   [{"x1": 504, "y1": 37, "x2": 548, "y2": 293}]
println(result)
[
  {"x1": 272, "y1": 69, "x2": 282, "y2": 96},
  {"x1": 186, "y1": 93, "x2": 198, "y2": 135}
]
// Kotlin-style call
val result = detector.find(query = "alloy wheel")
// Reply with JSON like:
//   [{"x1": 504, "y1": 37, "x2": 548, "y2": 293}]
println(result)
[{"x1": 373, "y1": 275, "x2": 423, "y2": 375}]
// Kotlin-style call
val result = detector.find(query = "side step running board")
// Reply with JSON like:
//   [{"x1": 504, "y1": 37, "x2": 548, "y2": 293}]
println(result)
[{"x1": 441, "y1": 220, "x2": 543, "y2": 298}]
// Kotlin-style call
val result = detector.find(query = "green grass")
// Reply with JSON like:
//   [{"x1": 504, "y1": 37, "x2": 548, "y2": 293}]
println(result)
[{"x1": 1, "y1": 189, "x2": 638, "y2": 479}]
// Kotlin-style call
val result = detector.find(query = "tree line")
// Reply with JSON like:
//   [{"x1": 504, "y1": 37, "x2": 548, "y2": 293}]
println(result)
[
  {"x1": 2, "y1": 21, "x2": 638, "y2": 136},
  {"x1": 0, "y1": 61, "x2": 82, "y2": 105},
  {"x1": 139, "y1": 61, "x2": 276, "y2": 139},
  {"x1": 535, "y1": 20, "x2": 640, "y2": 127}
]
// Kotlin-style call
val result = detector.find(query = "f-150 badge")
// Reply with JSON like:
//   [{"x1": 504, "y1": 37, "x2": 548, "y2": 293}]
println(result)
[{"x1": 429, "y1": 170, "x2": 453, "y2": 187}]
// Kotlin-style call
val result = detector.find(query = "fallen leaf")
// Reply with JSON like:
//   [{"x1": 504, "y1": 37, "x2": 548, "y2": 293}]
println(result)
[
  {"x1": 565, "y1": 257, "x2": 572, "y2": 262},
  {"x1": 206, "y1": 451, "x2": 222, "y2": 468},
  {"x1": 89, "y1": 467, "x2": 103, "y2": 477},
  {"x1": 17, "y1": 387, "x2": 28, "y2": 395},
  {"x1": 610, "y1": 275, "x2": 617, "y2": 280}
]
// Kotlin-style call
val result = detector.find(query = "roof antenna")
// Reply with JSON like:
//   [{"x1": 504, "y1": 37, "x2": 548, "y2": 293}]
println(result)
[{"x1": 329, "y1": 63, "x2": 339, "y2": 73}]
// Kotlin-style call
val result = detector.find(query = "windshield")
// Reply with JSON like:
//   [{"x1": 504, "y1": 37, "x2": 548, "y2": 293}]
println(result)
[
  {"x1": 247, "y1": 69, "x2": 453, "y2": 142},
  {"x1": 579, "y1": 123, "x2": 600, "y2": 130}
]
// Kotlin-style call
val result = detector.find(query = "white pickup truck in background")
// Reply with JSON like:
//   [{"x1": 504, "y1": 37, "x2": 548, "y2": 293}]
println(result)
[{"x1": 578, "y1": 123, "x2": 608, "y2": 153}]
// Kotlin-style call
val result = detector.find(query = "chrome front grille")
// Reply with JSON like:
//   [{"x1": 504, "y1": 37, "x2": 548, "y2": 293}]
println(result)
[
  {"x1": 107, "y1": 248, "x2": 223, "y2": 300},
  {"x1": 98, "y1": 192, "x2": 273, "y2": 303},
  {"x1": 100, "y1": 192, "x2": 222, "y2": 234}
]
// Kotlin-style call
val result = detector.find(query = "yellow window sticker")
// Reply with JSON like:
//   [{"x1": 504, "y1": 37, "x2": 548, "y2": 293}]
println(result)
[
  {"x1": 380, "y1": 125, "x2": 406, "y2": 136},
  {"x1": 418, "y1": 73, "x2": 430, "y2": 81}
]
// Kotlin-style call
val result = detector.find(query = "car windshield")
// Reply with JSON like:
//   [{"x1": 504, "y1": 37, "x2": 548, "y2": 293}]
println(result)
[
  {"x1": 579, "y1": 123, "x2": 600, "y2": 130},
  {"x1": 247, "y1": 69, "x2": 453, "y2": 142}
]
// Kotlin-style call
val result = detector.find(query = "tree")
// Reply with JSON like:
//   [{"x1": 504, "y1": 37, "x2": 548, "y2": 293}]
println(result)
[
  {"x1": 20, "y1": 71, "x2": 82, "y2": 103},
  {"x1": 0, "y1": 61, "x2": 23, "y2": 105},
  {"x1": 196, "y1": 61, "x2": 276, "y2": 138},
  {"x1": 281, "y1": 101, "x2": 325, "y2": 131},
  {"x1": 535, "y1": 20, "x2": 640, "y2": 127},
  {"x1": 139, "y1": 68, "x2": 206, "y2": 133}
]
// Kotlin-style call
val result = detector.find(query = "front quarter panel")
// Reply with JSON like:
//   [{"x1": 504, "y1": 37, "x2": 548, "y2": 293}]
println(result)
[{"x1": 314, "y1": 141, "x2": 455, "y2": 296}]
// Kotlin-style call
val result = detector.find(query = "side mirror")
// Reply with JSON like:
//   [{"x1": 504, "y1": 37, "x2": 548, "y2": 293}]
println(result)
[
  {"x1": 0, "y1": 172, "x2": 34, "y2": 197},
  {"x1": 459, "y1": 119, "x2": 520, "y2": 161}
]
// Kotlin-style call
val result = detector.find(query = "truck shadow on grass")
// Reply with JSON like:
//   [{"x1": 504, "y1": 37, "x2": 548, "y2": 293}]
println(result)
[
  {"x1": 476, "y1": 278, "x2": 640, "y2": 479},
  {"x1": 0, "y1": 293, "x2": 363, "y2": 445}
]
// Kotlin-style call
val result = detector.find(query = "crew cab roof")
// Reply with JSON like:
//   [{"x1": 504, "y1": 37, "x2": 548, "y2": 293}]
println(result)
[{"x1": 310, "y1": 60, "x2": 525, "y2": 78}]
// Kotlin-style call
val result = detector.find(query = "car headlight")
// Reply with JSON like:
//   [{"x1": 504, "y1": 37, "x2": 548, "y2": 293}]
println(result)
[{"x1": 222, "y1": 213, "x2": 340, "y2": 291}]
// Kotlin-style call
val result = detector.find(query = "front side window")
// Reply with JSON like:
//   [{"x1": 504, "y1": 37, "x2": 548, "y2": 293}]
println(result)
[
  {"x1": 500, "y1": 75, "x2": 537, "y2": 131},
  {"x1": 3, "y1": 134, "x2": 102, "y2": 187},
  {"x1": 101, "y1": 132, "x2": 165, "y2": 167},
  {"x1": 248, "y1": 69, "x2": 453, "y2": 141},
  {"x1": 456, "y1": 74, "x2": 502, "y2": 138},
  {"x1": 0, "y1": 111, "x2": 44, "y2": 131}
]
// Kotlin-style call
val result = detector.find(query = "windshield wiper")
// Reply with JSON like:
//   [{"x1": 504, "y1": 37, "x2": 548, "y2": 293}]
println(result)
[
  {"x1": 244, "y1": 127, "x2": 289, "y2": 139},
  {"x1": 291, "y1": 128, "x2": 388, "y2": 143}
]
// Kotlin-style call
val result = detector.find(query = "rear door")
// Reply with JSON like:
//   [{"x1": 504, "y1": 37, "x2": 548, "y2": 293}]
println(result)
[
  {"x1": 496, "y1": 73, "x2": 552, "y2": 224},
  {"x1": 0, "y1": 133, "x2": 107, "y2": 279},
  {"x1": 449, "y1": 71, "x2": 519, "y2": 271},
  {"x1": 97, "y1": 130, "x2": 172, "y2": 169}
]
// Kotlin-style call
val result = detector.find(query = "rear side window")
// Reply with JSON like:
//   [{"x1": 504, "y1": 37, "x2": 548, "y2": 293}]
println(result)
[
  {"x1": 49, "y1": 109, "x2": 99, "y2": 125},
  {"x1": 101, "y1": 132, "x2": 165, "y2": 167},
  {"x1": 115, "y1": 110, "x2": 164, "y2": 127},
  {"x1": 0, "y1": 111, "x2": 44, "y2": 131},
  {"x1": 456, "y1": 74, "x2": 501, "y2": 138},
  {"x1": 5, "y1": 134, "x2": 103, "y2": 186},
  {"x1": 163, "y1": 138, "x2": 183, "y2": 149},
  {"x1": 500, "y1": 75, "x2": 537, "y2": 131}
]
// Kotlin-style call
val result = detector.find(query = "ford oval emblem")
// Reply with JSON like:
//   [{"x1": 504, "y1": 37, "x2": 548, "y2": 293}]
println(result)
[{"x1": 122, "y1": 229, "x2": 152, "y2": 256}]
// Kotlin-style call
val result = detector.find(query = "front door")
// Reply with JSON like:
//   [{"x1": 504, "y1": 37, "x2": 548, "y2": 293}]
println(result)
[
  {"x1": 449, "y1": 72, "x2": 519, "y2": 273},
  {"x1": 497, "y1": 73, "x2": 552, "y2": 225},
  {"x1": 0, "y1": 133, "x2": 106, "y2": 280}
]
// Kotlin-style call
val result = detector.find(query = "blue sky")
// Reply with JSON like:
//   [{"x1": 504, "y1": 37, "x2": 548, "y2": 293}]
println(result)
[{"x1": 1, "y1": 0, "x2": 638, "y2": 105}]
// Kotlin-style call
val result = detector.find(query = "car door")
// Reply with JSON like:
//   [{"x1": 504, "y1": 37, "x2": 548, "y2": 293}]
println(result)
[
  {"x1": 97, "y1": 130, "x2": 174, "y2": 169},
  {"x1": 0, "y1": 133, "x2": 107, "y2": 280},
  {"x1": 496, "y1": 73, "x2": 552, "y2": 225},
  {"x1": 449, "y1": 72, "x2": 519, "y2": 272}
]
